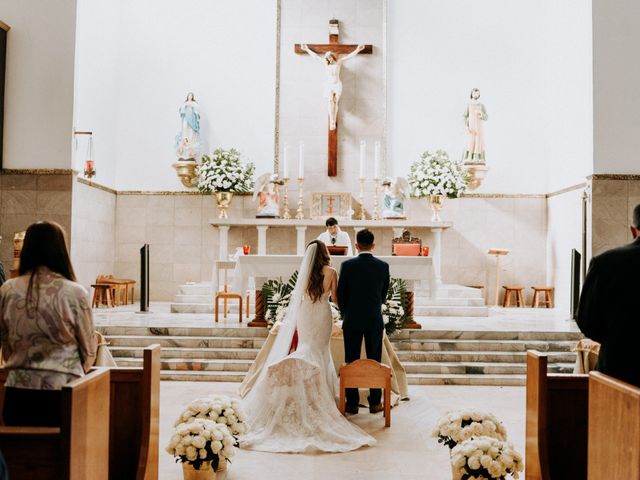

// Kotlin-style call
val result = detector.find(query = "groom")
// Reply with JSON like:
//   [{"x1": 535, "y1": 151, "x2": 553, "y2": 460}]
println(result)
[{"x1": 337, "y1": 229, "x2": 390, "y2": 414}]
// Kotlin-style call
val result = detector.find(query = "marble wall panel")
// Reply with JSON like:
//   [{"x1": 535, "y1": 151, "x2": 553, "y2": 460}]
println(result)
[{"x1": 590, "y1": 177, "x2": 637, "y2": 257}]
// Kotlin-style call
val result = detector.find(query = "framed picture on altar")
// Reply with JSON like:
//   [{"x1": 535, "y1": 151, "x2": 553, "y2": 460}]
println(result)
[{"x1": 310, "y1": 192, "x2": 352, "y2": 220}]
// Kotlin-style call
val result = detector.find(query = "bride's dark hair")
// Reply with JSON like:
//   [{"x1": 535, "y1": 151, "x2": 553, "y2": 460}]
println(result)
[{"x1": 306, "y1": 240, "x2": 330, "y2": 303}]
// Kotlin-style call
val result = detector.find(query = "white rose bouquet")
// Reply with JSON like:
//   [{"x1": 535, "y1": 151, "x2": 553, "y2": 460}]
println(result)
[
  {"x1": 433, "y1": 410, "x2": 507, "y2": 449},
  {"x1": 197, "y1": 147, "x2": 255, "y2": 193},
  {"x1": 408, "y1": 149, "x2": 468, "y2": 199},
  {"x1": 165, "y1": 418, "x2": 236, "y2": 471},
  {"x1": 450, "y1": 436, "x2": 523, "y2": 480},
  {"x1": 174, "y1": 395, "x2": 249, "y2": 439}
]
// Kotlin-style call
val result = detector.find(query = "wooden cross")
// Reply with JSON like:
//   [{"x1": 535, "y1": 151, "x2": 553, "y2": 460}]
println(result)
[{"x1": 295, "y1": 19, "x2": 372, "y2": 177}]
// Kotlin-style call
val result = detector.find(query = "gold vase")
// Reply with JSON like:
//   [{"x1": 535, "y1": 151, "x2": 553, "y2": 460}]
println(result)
[
  {"x1": 182, "y1": 463, "x2": 216, "y2": 480},
  {"x1": 215, "y1": 192, "x2": 234, "y2": 219},
  {"x1": 429, "y1": 194, "x2": 444, "y2": 222}
]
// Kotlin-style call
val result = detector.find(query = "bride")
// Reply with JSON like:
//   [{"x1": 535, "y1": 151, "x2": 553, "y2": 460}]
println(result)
[{"x1": 240, "y1": 240, "x2": 376, "y2": 453}]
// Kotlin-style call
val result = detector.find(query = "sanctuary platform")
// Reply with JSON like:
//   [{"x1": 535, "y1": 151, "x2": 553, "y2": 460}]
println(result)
[{"x1": 95, "y1": 303, "x2": 581, "y2": 387}]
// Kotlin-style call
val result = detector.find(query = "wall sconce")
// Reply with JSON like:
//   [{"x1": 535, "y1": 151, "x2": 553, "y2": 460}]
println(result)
[{"x1": 74, "y1": 131, "x2": 95, "y2": 179}]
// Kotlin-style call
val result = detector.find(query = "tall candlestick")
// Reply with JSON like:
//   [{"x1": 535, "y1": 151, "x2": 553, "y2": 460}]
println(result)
[
  {"x1": 282, "y1": 178, "x2": 291, "y2": 219},
  {"x1": 295, "y1": 178, "x2": 305, "y2": 219},
  {"x1": 298, "y1": 141, "x2": 305, "y2": 179},
  {"x1": 359, "y1": 140, "x2": 366, "y2": 179},
  {"x1": 359, "y1": 178, "x2": 366, "y2": 220},
  {"x1": 374, "y1": 141, "x2": 381, "y2": 179},
  {"x1": 373, "y1": 178, "x2": 380, "y2": 220},
  {"x1": 282, "y1": 143, "x2": 289, "y2": 179}
]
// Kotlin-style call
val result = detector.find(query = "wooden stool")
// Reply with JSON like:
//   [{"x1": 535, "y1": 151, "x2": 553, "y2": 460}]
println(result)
[
  {"x1": 97, "y1": 275, "x2": 125, "y2": 306},
  {"x1": 215, "y1": 261, "x2": 243, "y2": 323},
  {"x1": 502, "y1": 285, "x2": 525, "y2": 307},
  {"x1": 338, "y1": 359, "x2": 391, "y2": 427},
  {"x1": 92, "y1": 284, "x2": 114, "y2": 308},
  {"x1": 531, "y1": 286, "x2": 554, "y2": 308}
]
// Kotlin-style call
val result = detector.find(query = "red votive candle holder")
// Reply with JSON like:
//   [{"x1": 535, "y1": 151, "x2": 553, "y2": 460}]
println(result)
[
  {"x1": 243, "y1": 244, "x2": 250, "y2": 255},
  {"x1": 422, "y1": 246, "x2": 429, "y2": 257}
]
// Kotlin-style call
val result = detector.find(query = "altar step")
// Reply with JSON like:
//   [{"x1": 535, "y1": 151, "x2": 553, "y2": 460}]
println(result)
[{"x1": 98, "y1": 326, "x2": 579, "y2": 386}]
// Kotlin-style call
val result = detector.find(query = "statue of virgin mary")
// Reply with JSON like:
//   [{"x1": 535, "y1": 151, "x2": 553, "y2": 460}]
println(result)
[{"x1": 175, "y1": 92, "x2": 201, "y2": 160}]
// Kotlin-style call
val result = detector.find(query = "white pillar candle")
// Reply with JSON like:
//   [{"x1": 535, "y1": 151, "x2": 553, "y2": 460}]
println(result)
[
  {"x1": 374, "y1": 141, "x2": 381, "y2": 179},
  {"x1": 282, "y1": 143, "x2": 289, "y2": 179},
  {"x1": 359, "y1": 140, "x2": 366, "y2": 179},
  {"x1": 298, "y1": 141, "x2": 305, "y2": 179}
]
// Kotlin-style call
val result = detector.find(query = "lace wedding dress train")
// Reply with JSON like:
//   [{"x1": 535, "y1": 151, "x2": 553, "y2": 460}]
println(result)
[{"x1": 241, "y1": 292, "x2": 376, "y2": 453}]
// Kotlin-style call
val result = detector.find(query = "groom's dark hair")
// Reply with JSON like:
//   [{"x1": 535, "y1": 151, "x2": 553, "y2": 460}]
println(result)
[{"x1": 356, "y1": 229, "x2": 374, "y2": 249}]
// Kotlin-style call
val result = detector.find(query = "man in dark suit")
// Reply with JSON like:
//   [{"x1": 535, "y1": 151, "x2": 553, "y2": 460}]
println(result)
[
  {"x1": 337, "y1": 229, "x2": 390, "y2": 414},
  {"x1": 577, "y1": 203, "x2": 640, "y2": 387}
]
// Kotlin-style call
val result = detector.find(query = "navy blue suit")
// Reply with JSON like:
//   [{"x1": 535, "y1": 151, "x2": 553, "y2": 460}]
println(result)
[{"x1": 337, "y1": 252, "x2": 390, "y2": 406}]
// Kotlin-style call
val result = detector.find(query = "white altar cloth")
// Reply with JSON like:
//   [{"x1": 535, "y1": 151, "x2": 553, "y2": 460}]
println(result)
[{"x1": 231, "y1": 255, "x2": 436, "y2": 298}]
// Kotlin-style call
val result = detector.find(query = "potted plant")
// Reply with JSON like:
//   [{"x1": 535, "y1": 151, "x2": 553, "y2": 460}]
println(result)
[
  {"x1": 450, "y1": 436, "x2": 523, "y2": 479},
  {"x1": 432, "y1": 410, "x2": 508, "y2": 450},
  {"x1": 408, "y1": 149, "x2": 468, "y2": 221},
  {"x1": 197, "y1": 148, "x2": 255, "y2": 219}
]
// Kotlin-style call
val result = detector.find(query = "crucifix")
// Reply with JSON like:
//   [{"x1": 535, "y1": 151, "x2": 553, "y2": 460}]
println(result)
[{"x1": 295, "y1": 19, "x2": 372, "y2": 177}]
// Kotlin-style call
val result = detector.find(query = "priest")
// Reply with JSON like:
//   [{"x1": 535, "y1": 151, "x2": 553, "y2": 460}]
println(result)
[{"x1": 317, "y1": 217, "x2": 353, "y2": 256}]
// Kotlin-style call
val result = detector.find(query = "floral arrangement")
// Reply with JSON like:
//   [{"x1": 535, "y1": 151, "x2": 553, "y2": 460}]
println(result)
[
  {"x1": 408, "y1": 149, "x2": 468, "y2": 199},
  {"x1": 383, "y1": 278, "x2": 411, "y2": 335},
  {"x1": 197, "y1": 147, "x2": 255, "y2": 193},
  {"x1": 174, "y1": 396, "x2": 248, "y2": 440},
  {"x1": 433, "y1": 410, "x2": 507, "y2": 449},
  {"x1": 262, "y1": 270, "x2": 298, "y2": 328},
  {"x1": 165, "y1": 418, "x2": 236, "y2": 471},
  {"x1": 450, "y1": 436, "x2": 523, "y2": 480}
]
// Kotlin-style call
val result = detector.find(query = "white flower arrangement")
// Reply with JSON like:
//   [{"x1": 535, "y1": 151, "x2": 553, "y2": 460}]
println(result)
[
  {"x1": 408, "y1": 149, "x2": 468, "y2": 199},
  {"x1": 450, "y1": 436, "x2": 523, "y2": 480},
  {"x1": 262, "y1": 271, "x2": 298, "y2": 328},
  {"x1": 433, "y1": 410, "x2": 507, "y2": 449},
  {"x1": 383, "y1": 278, "x2": 410, "y2": 335},
  {"x1": 174, "y1": 395, "x2": 249, "y2": 439},
  {"x1": 197, "y1": 147, "x2": 255, "y2": 193},
  {"x1": 165, "y1": 418, "x2": 236, "y2": 471}
]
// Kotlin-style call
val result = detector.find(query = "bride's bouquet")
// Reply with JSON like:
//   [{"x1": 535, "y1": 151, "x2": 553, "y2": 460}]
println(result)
[
  {"x1": 433, "y1": 410, "x2": 507, "y2": 449},
  {"x1": 174, "y1": 395, "x2": 249, "y2": 440},
  {"x1": 450, "y1": 436, "x2": 523, "y2": 479},
  {"x1": 165, "y1": 418, "x2": 236, "y2": 471}
]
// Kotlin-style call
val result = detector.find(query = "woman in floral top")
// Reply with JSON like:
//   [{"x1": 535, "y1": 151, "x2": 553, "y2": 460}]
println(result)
[{"x1": 0, "y1": 221, "x2": 96, "y2": 426}]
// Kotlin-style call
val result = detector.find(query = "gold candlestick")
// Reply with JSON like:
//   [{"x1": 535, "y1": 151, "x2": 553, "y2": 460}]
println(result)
[
  {"x1": 281, "y1": 178, "x2": 291, "y2": 219},
  {"x1": 359, "y1": 178, "x2": 366, "y2": 220},
  {"x1": 372, "y1": 178, "x2": 380, "y2": 220},
  {"x1": 295, "y1": 177, "x2": 305, "y2": 219}
]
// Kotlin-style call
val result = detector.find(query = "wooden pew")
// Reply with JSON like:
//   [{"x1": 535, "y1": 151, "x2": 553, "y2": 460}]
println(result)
[
  {"x1": 525, "y1": 350, "x2": 589, "y2": 480},
  {"x1": 106, "y1": 344, "x2": 160, "y2": 480},
  {"x1": 0, "y1": 368, "x2": 110, "y2": 480},
  {"x1": 588, "y1": 372, "x2": 640, "y2": 480}
]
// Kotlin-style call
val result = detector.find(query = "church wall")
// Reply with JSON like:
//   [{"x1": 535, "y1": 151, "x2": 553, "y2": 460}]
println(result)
[
  {"x1": 0, "y1": 0, "x2": 77, "y2": 169},
  {"x1": 70, "y1": 178, "x2": 116, "y2": 293}
]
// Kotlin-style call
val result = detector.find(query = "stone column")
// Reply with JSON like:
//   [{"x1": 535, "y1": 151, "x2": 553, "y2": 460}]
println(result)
[
  {"x1": 218, "y1": 225, "x2": 230, "y2": 261},
  {"x1": 256, "y1": 225, "x2": 268, "y2": 255},
  {"x1": 296, "y1": 226, "x2": 307, "y2": 255},
  {"x1": 431, "y1": 227, "x2": 443, "y2": 286}
]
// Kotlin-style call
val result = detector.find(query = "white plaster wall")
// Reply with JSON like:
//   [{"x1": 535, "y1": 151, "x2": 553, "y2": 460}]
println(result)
[
  {"x1": 74, "y1": 0, "x2": 277, "y2": 191},
  {"x1": 0, "y1": 0, "x2": 77, "y2": 169},
  {"x1": 592, "y1": 0, "x2": 640, "y2": 174}
]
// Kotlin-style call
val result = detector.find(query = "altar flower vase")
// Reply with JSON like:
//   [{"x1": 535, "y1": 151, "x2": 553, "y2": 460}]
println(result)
[
  {"x1": 215, "y1": 192, "x2": 234, "y2": 219},
  {"x1": 429, "y1": 194, "x2": 444, "y2": 222},
  {"x1": 182, "y1": 462, "x2": 215, "y2": 480}
]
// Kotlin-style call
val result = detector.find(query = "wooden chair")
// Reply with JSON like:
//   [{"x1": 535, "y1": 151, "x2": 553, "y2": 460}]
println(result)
[
  {"x1": 525, "y1": 350, "x2": 588, "y2": 480},
  {"x1": 215, "y1": 261, "x2": 248, "y2": 322},
  {"x1": 92, "y1": 284, "x2": 115, "y2": 308},
  {"x1": 0, "y1": 368, "x2": 111, "y2": 480},
  {"x1": 531, "y1": 286, "x2": 554, "y2": 308},
  {"x1": 588, "y1": 372, "x2": 640, "y2": 480},
  {"x1": 391, "y1": 229, "x2": 422, "y2": 256},
  {"x1": 105, "y1": 344, "x2": 160, "y2": 480},
  {"x1": 503, "y1": 285, "x2": 525, "y2": 307},
  {"x1": 338, "y1": 359, "x2": 391, "y2": 427}
]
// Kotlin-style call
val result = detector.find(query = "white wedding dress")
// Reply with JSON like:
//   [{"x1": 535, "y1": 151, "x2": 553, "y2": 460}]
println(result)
[{"x1": 240, "y1": 245, "x2": 376, "y2": 453}]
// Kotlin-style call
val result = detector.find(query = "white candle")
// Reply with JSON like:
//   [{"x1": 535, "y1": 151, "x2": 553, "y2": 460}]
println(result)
[
  {"x1": 359, "y1": 140, "x2": 366, "y2": 179},
  {"x1": 374, "y1": 141, "x2": 381, "y2": 179},
  {"x1": 298, "y1": 141, "x2": 305, "y2": 179},
  {"x1": 282, "y1": 143, "x2": 289, "y2": 179}
]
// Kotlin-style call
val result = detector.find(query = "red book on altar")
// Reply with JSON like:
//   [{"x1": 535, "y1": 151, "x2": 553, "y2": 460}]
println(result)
[{"x1": 327, "y1": 246, "x2": 348, "y2": 256}]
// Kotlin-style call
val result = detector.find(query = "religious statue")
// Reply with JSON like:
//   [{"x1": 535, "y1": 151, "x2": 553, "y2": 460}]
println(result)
[
  {"x1": 300, "y1": 43, "x2": 365, "y2": 130},
  {"x1": 253, "y1": 173, "x2": 282, "y2": 218},
  {"x1": 381, "y1": 177, "x2": 409, "y2": 219},
  {"x1": 174, "y1": 92, "x2": 201, "y2": 160},
  {"x1": 463, "y1": 88, "x2": 488, "y2": 163}
]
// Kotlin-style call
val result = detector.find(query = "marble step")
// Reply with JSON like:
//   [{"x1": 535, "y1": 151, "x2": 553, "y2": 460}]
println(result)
[
  {"x1": 174, "y1": 294, "x2": 213, "y2": 304},
  {"x1": 110, "y1": 346, "x2": 260, "y2": 360},
  {"x1": 391, "y1": 339, "x2": 575, "y2": 352},
  {"x1": 415, "y1": 297, "x2": 485, "y2": 307},
  {"x1": 406, "y1": 373, "x2": 526, "y2": 386},
  {"x1": 414, "y1": 285, "x2": 483, "y2": 299},
  {"x1": 402, "y1": 361, "x2": 575, "y2": 375},
  {"x1": 413, "y1": 306, "x2": 489, "y2": 317},
  {"x1": 160, "y1": 370, "x2": 246, "y2": 382},
  {"x1": 170, "y1": 303, "x2": 214, "y2": 314},
  {"x1": 104, "y1": 335, "x2": 265, "y2": 349},
  {"x1": 395, "y1": 350, "x2": 575, "y2": 363},
  {"x1": 115, "y1": 357, "x2": 253, "y2": 372},
  {"x1": 179, "y1": 284, "x2": 212, "y2": 296},
  {"x1": 390, "y1": 330, "x2": 583, "y2": 341},
  {"x1": 97, "y1": 326, "x2": 268, "y2": 337}
]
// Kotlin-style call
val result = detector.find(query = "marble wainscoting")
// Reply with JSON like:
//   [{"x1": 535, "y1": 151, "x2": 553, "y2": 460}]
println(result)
[{"x1": 0, "y1": 170, "x2": 74, "y2": 271}]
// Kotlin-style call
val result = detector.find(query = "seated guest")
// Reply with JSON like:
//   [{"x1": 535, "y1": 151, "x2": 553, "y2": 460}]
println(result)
[
  {"x1": 577, "y1": 203, "x2": 640, "y2": 387},
  {"x1": 317, "y1": 217, "x2": 353, "y2": 255},
  {"x1": 0, "y1": 221, "x2": 97, "y2": 426}
]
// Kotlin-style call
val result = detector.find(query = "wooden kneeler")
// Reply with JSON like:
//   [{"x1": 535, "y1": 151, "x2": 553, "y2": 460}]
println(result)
[{"x1": 338, "y1": 359, "x2": 391, "y2": 427}]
